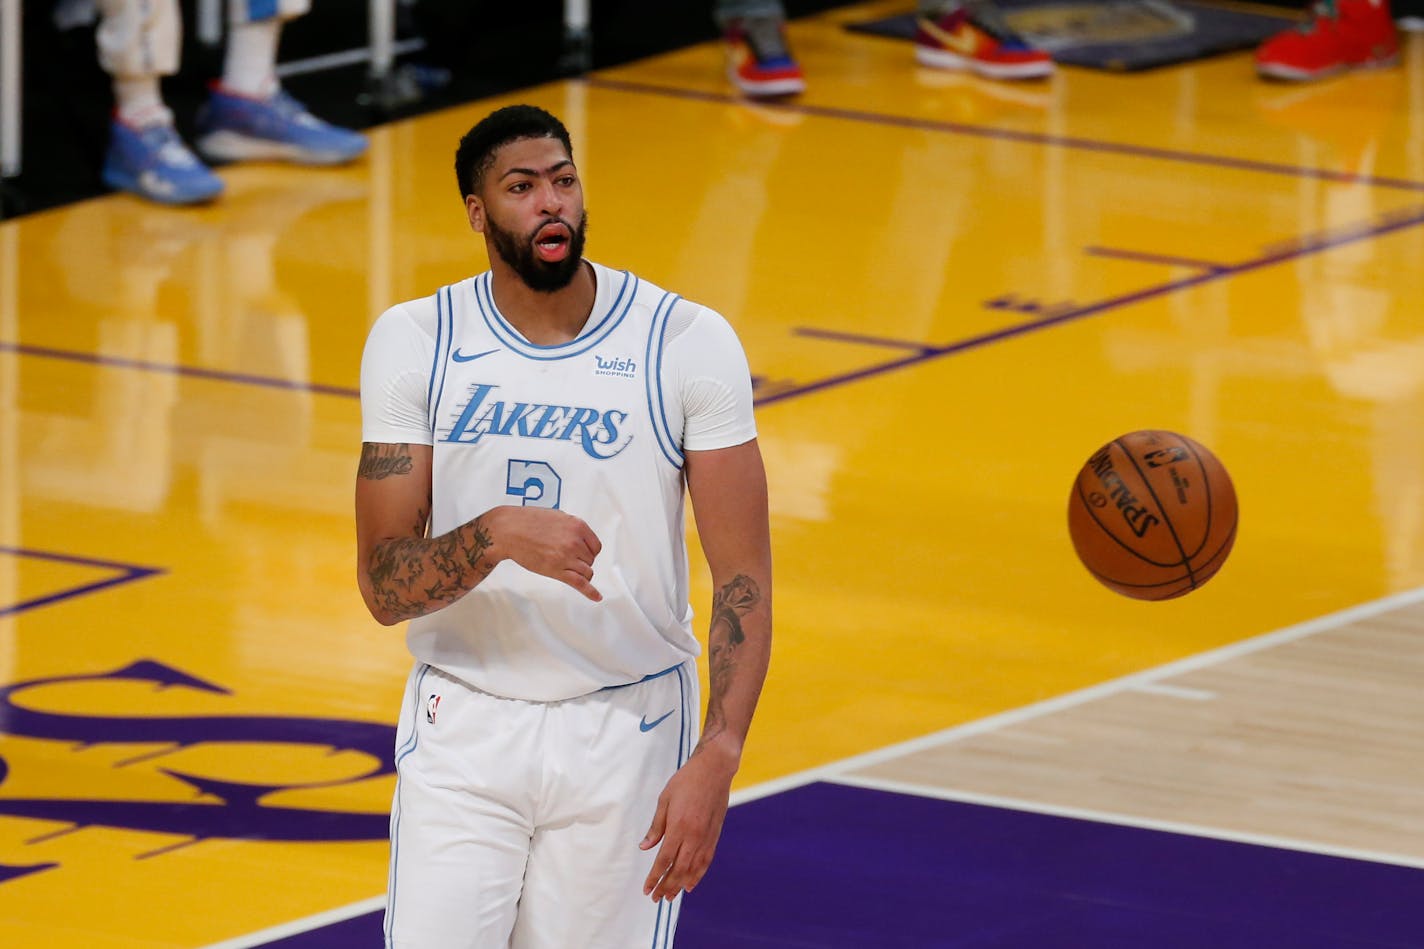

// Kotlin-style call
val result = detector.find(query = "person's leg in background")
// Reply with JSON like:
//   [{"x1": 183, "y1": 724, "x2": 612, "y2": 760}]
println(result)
[
  {"x1": 715, "y1": 0, "x2": 806, "y2": 97},
  {"x1": 912, "y1": 0, "x2": 1054, "y2": 80},
  {"x1": 196, "y1": 0, "x2": 368, "y2": 165},
  {"x1": 95, "y1": 0, "x2": 224, "y2": 204}
]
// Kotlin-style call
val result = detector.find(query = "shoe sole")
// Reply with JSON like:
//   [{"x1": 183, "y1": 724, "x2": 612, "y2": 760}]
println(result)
[
  {"x1": 729, "y1": 71, "x2": 807, "y2": 97},
  {"x1": 101, "y1": 165, "x2": 223, "y2": 206},
  {"x1": 197, "y1": 130, "x2": 367, "y2": 166},
  {"x1": 915, "y1": 45, "x2": 1054, "y2": 80},
  {"x1": 1256, "y1": 52, "x2": 1400, "y2": 81}
]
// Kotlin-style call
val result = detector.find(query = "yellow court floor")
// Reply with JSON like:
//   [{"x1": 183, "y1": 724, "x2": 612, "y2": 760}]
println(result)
[{"x1": 2, "y1": 2, "x2": 1424, "y2": 945}]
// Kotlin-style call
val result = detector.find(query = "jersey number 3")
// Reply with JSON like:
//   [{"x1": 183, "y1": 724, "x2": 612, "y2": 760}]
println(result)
[{"x1": 506, "y1": 460, "x2": 561, "y2": 509}]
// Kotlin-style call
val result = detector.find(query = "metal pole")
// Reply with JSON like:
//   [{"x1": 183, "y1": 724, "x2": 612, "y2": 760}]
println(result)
[
  {"x1": 197, "y1": 0, "x2": 223, "y2": 47},
  {"x1": 369, "y1": 0, "x2": 394, "y2": 79},
  {"x1": 1, "y1": 0, "x2": 21, "y2": 178},
  {"x1": 559, "y1": 0, "x2": 592, "y2": 74},
  {"x1": 565, "y1": 0, "x2": 589, "y2": 36}
]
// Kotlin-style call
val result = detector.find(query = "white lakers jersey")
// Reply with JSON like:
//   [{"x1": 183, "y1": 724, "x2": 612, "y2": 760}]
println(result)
[{"x1": 360, "y1": 262, "x2": 757, "y2": 701}]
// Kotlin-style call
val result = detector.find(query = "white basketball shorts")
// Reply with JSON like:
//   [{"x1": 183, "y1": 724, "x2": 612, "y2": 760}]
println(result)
[{"x1": 385, "y1": 661, "x2": 699, "y2": 949}]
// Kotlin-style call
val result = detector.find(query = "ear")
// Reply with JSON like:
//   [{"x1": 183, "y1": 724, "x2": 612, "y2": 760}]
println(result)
[{"x1": 466, "y1": 194, "x2": 485, "y2": 234}]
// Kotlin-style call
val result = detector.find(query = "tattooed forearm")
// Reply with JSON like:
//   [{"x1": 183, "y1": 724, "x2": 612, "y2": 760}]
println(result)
[
  {"x1": 367, "y1": 515, "x2": 497, "y2": 622},
  {"x1": 358, "y1": 443, "x2": 415, "y2": 481},
  {"x1": 701, "y1": 574, "x2": 761, "y2": 744}
]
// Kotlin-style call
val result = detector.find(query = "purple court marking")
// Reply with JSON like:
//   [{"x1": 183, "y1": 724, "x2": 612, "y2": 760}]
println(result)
[
  {"x1": 0, "y1": 341, "x2": 360, "y2": 400},
  {"x1": 243, "y1": 781, "x2": 1424, "y2": 948},
  {"x1": 1085, "y1": 245, "x2": 1231, "y2": 272},
  {"x1": 0, "y1": 862, "x2": 57, "y2": 885},
  {"x1": 754, "y1": 206, "x2": 1424, "y2": 407},
  {"x1": 677, "y1": 783, "x2": 1424, "y2": 948},
  {"x1": 0, "y1": 546, "x2": 164, "y2": 619},
  {"x1": 583, "y1": 76, "x2": 1424, "y2": 194},
  {"x1": 254, "y1": 914, "x2": 381, "y2": 948},
  {"x1": 792, "y1": 326, "x2": 935, "y2": 353}
]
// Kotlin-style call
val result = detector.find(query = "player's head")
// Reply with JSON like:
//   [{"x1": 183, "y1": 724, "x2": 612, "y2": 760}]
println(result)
[
  {"x1": 454, "y1": 105, "x2": 573, "y2": 199},
  {"x1": 456, "y1": 105, "x2": 588, "y2": 293}
]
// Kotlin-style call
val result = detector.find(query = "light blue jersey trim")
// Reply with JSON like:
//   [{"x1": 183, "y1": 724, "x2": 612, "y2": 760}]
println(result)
[
  {"x1": 650, "y1": 901, "x2": 666, "y2": 949},
  {"x1": 649, "y1": 663, "x2": 692, "y2": 949},
  {"x1": 675, "y1": 663, "x2": 690, "y2": 770},
  {"x1": 474, "y1": 270, "x2": 638, "y2": 361},
  {"x1": 643, "y1": 292, "x2": 684, "y2": 469},
  {"x1": 385, "y1": 664, "x2": 431, "y2": 947},
  {"x1": 427, "y1": 286, "x2": 456, "y2": 436},
  {"x1": 597, "y1": 663, "x2": 682, "y2": 693}
]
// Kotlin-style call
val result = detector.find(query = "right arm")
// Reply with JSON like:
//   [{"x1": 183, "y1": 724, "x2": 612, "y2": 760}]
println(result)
[{"x1": 354, "y1": 441, "x2": 604, "y2": 626}]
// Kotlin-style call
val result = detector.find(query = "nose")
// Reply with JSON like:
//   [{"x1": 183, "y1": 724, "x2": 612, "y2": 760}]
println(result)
[{"x1": 538, "y1": 180, "x2": 563, "y2": 216}]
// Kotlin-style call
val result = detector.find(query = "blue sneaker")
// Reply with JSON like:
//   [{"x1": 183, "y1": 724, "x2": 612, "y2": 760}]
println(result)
[
  {"x1": 196, "y1": 87, "x2": 368, "y2": 166},
  {"x1": 101, "y1": 119, "x2": 225, "y2": 206}
]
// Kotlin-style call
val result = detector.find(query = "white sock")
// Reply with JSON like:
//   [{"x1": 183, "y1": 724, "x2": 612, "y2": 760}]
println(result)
[
  {"x1": 113, "y1": 77, "x2": 173, "y2": 127},
  {"x1": 222, "y1": 22, "x2": 281, "y2": 98}
]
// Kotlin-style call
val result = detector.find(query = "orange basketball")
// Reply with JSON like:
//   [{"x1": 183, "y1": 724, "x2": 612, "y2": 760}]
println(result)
[{"x1": 1067, "y1": 430, "x2": 1238, "y2": 600}]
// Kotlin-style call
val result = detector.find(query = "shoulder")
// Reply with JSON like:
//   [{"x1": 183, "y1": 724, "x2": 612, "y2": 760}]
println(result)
[
  {"x1": 666, "y1": 298, "x2": 740, "y2": 352},
  {"x1": 591, "y1": 263, "x2": 734, "y2": 339},
  {"x1": 368, "y1": 293, "x2": 442, "y2": 343}
]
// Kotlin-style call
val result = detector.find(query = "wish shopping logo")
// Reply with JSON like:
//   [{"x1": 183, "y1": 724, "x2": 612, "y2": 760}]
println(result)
[{"x1": 593, "y1": 354, "x2": 638, "y2": 379}]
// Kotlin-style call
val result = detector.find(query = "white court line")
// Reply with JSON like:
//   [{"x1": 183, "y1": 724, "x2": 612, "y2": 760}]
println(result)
[
  {"x1": 204, "y1": 586, "x2": 1424, "y2": 947},
  {"x1": 200, "y1": 896, "x2": 384, "y2": 949},
  {"x1": 1128, "y1": 681, "x2": 1216, "y2": 700},
  {"x1": 731, "y1": 585, "x2": 1424, "y2": 807},
  {"x1": 828, "y1": 772, "x2": 1424, "y2": 871}
]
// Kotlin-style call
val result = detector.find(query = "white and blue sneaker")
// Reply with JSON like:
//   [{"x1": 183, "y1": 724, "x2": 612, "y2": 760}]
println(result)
[
  {"x1": 102, "y1": 118, "x2": 225, "y2": 206},
  {"x1": 196, "y1": 87, "x2": 368, "y2": 166}
]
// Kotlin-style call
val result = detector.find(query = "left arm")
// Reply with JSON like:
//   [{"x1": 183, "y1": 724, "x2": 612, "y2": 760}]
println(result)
[{"x1": 641, "y1": 437, "x2": 772, "y2": 901}]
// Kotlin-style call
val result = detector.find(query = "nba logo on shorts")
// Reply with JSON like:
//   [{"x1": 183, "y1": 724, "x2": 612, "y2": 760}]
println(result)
[{"x1": 425, "y1": 693, "x2": 441, "y2": 724}]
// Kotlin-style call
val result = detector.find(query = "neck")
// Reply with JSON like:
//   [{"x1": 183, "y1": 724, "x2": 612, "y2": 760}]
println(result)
[{"x1": 487, "y1": 258, "x2": 596, "y2": 346}]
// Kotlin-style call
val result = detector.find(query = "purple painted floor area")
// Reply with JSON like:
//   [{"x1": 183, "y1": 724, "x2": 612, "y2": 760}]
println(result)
[
  {"x1": 678, "y1": 783, "x2": 1423, "y2": 948},
  {"x1": 257, "y1": 781, "x2": 1424, "y2": 947}
]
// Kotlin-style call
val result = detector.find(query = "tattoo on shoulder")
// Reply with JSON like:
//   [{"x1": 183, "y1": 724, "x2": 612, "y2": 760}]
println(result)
[{"x1": 358, "y1": 443, "x2": 414, "y2": 480}]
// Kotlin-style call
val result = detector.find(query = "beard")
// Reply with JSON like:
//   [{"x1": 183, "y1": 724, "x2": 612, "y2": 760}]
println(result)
[{"x1": 486, "y1": 210, "x2": 589, "y2": 293}]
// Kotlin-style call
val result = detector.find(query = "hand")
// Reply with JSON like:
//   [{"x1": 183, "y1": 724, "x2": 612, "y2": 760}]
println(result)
[
  {"x1": 639, "y1": 742, "x2": 739, "y2": 901},
  {"x1": 487, "y1": 506, "x2": 603, "y2": 601}
]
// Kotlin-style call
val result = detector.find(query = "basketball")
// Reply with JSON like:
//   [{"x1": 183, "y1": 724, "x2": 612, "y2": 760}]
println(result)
[{"x1": 1067, "y1": 430, "x2": 1238, "y2": 600}]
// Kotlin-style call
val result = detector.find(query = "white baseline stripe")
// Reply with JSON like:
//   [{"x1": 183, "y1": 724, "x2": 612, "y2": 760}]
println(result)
[
  {"x1": 1129, "y1": 681, "x2": 1216, "y2": 700},
  {"x1": 828, "y1": 772, "x2": 1424, "y2": 871},
  {"x1": 199, "y1": 896, "x2": 384, "y2": 949},
  {"x1": 731, "y1": 586, "x2": 1424, "y2": 806}
]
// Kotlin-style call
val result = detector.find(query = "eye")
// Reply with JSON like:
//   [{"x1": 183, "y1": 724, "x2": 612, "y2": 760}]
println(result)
[
  {"x1": 557, "y1": 175, "x2": 577, "y2": 187},
  {"x1": 509, "y1": 181, "x2": 531, "y2": 193}
]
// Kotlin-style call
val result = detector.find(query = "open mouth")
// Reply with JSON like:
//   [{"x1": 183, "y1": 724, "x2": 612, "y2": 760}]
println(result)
[{"x1": 533, "y1": 222, "x2": 572, "y2": 262}]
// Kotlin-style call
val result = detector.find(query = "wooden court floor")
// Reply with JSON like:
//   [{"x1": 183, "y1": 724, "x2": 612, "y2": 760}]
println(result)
[{"x1": 2, "y1": 2, "x2": 1423, "y2": 944}]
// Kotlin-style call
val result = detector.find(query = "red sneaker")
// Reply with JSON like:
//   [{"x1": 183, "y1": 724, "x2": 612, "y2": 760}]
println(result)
[
  {"x1": 915, "y1": 5, "x2": 1054, "y2": 81},
  {"x1": 725, "y1": 16, "x2": 806, "y2": 97},
  {"x1": 1255, "y1": 0, "x2": 1399, "y2": 81}
]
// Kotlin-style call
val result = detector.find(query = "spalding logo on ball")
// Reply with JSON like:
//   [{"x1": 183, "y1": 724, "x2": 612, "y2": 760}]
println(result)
[{"x1": 1067, "y1": 430, "x2": 1238, "y2": 600}]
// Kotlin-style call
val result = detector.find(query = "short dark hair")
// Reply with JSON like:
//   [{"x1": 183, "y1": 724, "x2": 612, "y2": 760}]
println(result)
[{"x1": 454, "y1": 105, "x2": 573, "y2": 200}]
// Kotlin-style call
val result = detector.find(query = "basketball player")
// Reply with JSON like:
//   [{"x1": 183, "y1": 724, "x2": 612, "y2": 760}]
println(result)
[{"x1": 355, "y1": 104, "x2": 772, "y2": 948}]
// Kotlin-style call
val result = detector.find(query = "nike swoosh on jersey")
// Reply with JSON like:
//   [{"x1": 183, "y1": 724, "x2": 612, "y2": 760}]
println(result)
[
  {"x1": 639, "y1": 710, "x2": 675, "y2": 732},
  {"x1": 451, "y1": 348, "x2": 500, "y2": 363}
]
